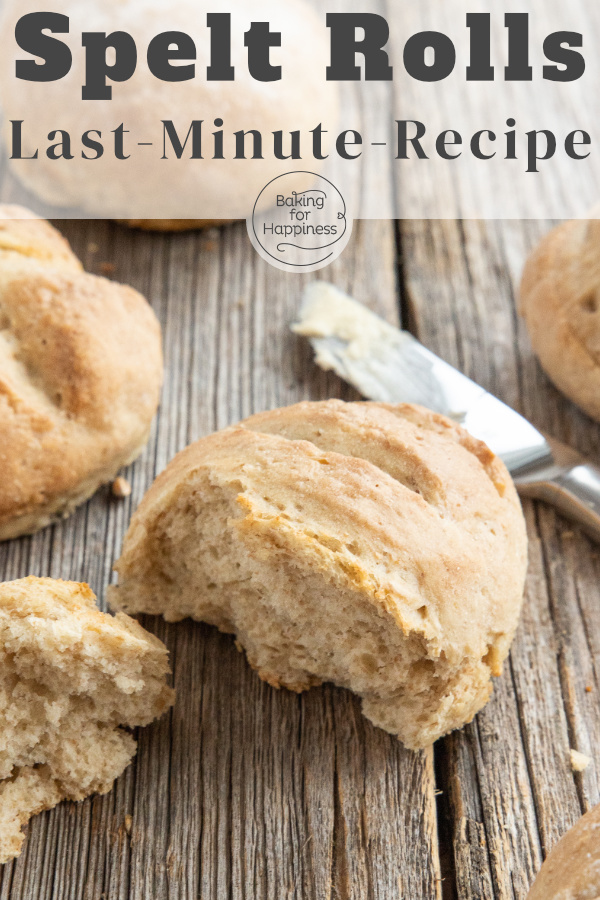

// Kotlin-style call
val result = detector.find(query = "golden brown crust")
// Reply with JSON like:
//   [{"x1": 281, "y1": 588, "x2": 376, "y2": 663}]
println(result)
[
  {"x1": 527, "y1": 802, "x2": 600, "y2": 900},
  {"x1": 110, "y1": 400, "x2": 528, "y2": 748},
  {"x1": 0, "y1": 206, "x2": 80, "y2": 266},
  {"x1": 520, "y1": 217, "x2": 600, "y2": 422},
  {"x1": 0, "y1": 206, "x2": 163, "y2": 540}
]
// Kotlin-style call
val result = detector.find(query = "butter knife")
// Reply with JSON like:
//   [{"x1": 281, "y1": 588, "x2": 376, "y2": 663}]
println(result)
[{"x1": 293, "y1": 282, "x2": 600, "y2": 542}]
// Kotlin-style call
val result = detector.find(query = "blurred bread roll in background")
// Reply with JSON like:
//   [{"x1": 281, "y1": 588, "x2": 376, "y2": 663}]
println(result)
[
  {"x1": 520, "y1": 215, "x2": 600, "y2": 422},
  {"x1": 0, "y1": 0, "x2": 339, "y2": 224},
  {"x1": 122, "y1": 219, "x2": 231, "y2": 231},
  {"x1": 0, "y1": 205, "x2": 163, "y2": 540},
  {"x1": 109, "y1": 400, "x2": 528, "y2": 749}
]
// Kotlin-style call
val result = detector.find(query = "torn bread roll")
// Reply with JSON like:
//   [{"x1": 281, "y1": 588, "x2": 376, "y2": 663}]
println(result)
[
  {"x1": 0, "y1": 205, "x2": 163, "y2": 540},
  {"x1": 520, "y1": 216, "x2": 600, "y2": 422},
  {"x1": 527, "y1": 802, "x2": 600, "y2": 900},
  {"x1": 109, "y1": 400, "x2": 528, "y2": 749},
  {"x1": 0, "y1": 577, "x2": 173, "y2": 864}
]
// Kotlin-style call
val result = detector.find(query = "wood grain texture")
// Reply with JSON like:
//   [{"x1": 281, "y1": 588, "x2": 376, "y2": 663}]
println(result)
[
  {"x1": 400, "y1": 218, "x2": 600, "y2": 899},
  {"x1": 0, "y1": 218, "x2": 442, "y2": 900},
  {"x1": 4, "y1": 214, "x2": 599, "y2": 900},
  {"x1": 1, "y1": 218, "x2": 599, "y2": 900},
  {"x1": 1, "y1": 1, "x2": 600, "y2": 890},
  {"x1": 384, "y1": 0, "x2": 600, "y2": 220}
]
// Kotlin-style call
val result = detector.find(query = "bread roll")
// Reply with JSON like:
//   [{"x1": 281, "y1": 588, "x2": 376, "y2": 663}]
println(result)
[
  {"x1": 0, "y1": 205, "x2": 163, "y2": 540},
  {"x1": 122, "y1": 220, "x2": 230, "y2": 232},
  {"x1": 109, "y1": 400, "x2": 528, "y2": 749},
  {"x1": 527, "y1": 802, "x2": 600, "y2": 900},
  {"x1": 520, "y1": 217, "x2": 600, "y2": 422},
  {"x1": 0, "y1": 577, "x2": 173, "y2": 864},
  {"x1": 0, "y1": 0, "x2": 338, "y2": 223}
]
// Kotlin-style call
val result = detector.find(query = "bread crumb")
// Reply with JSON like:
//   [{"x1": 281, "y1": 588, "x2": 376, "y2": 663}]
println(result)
[
  {"x1": 124, "y1": 814, "x2": 133, "y2": 835},
  {"x1": 570, "y1": 749, "x2": 592, "y2": 772},
  {"x1": 586, "y1": 685, "x2": 593, "y2": 693},
  {"x1": 112, "y1": 477, "x2": 132, "y2": 498},
  {"x1": 100, "y1": 261, "x2": 116, "y2": 275}
]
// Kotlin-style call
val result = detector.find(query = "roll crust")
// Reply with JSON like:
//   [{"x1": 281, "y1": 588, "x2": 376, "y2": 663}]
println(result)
[
  {"x1": 0, "y1": 205, "x2": 163, "y2": 539},
  {"x1": 121, "y1": 219, "x2": 233, "y2": 231},
  {"x1": 520, "y1": 217, "x2": 600, "y2": 422},
  {"x1": 527, "y1": 802, "x2": 600, "y2": 900}
]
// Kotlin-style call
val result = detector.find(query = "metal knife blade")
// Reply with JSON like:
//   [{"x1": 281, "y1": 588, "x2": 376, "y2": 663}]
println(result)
[{"x1": 292, "y1": 282, "x2": 551, "y2": 476}]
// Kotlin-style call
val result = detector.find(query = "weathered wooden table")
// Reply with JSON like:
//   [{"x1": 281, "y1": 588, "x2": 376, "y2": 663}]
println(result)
[
  {"x1": 2, "y1": 2, "x2": 600, "y2": 893},
  {"x1": 0, "y1": 214, "x2": 598, "y2": 900}
]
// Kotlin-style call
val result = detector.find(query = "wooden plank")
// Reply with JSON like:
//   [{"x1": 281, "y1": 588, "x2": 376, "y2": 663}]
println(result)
[
  {"x1": 4, "y1": 1, "x2": 600, "y2": 894},
  {"x1": 384, "y1": 0, "x2": 600, "y2": 220},
  {"x1": 399, "y1": 217, "x2": 600, "y2": 899},
  {"x1": 0, "y1": 2, "x2": 441, "y2": 890},
  {"x1": 0, "y1": 218, "x2": 441, "y2": 900}
]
